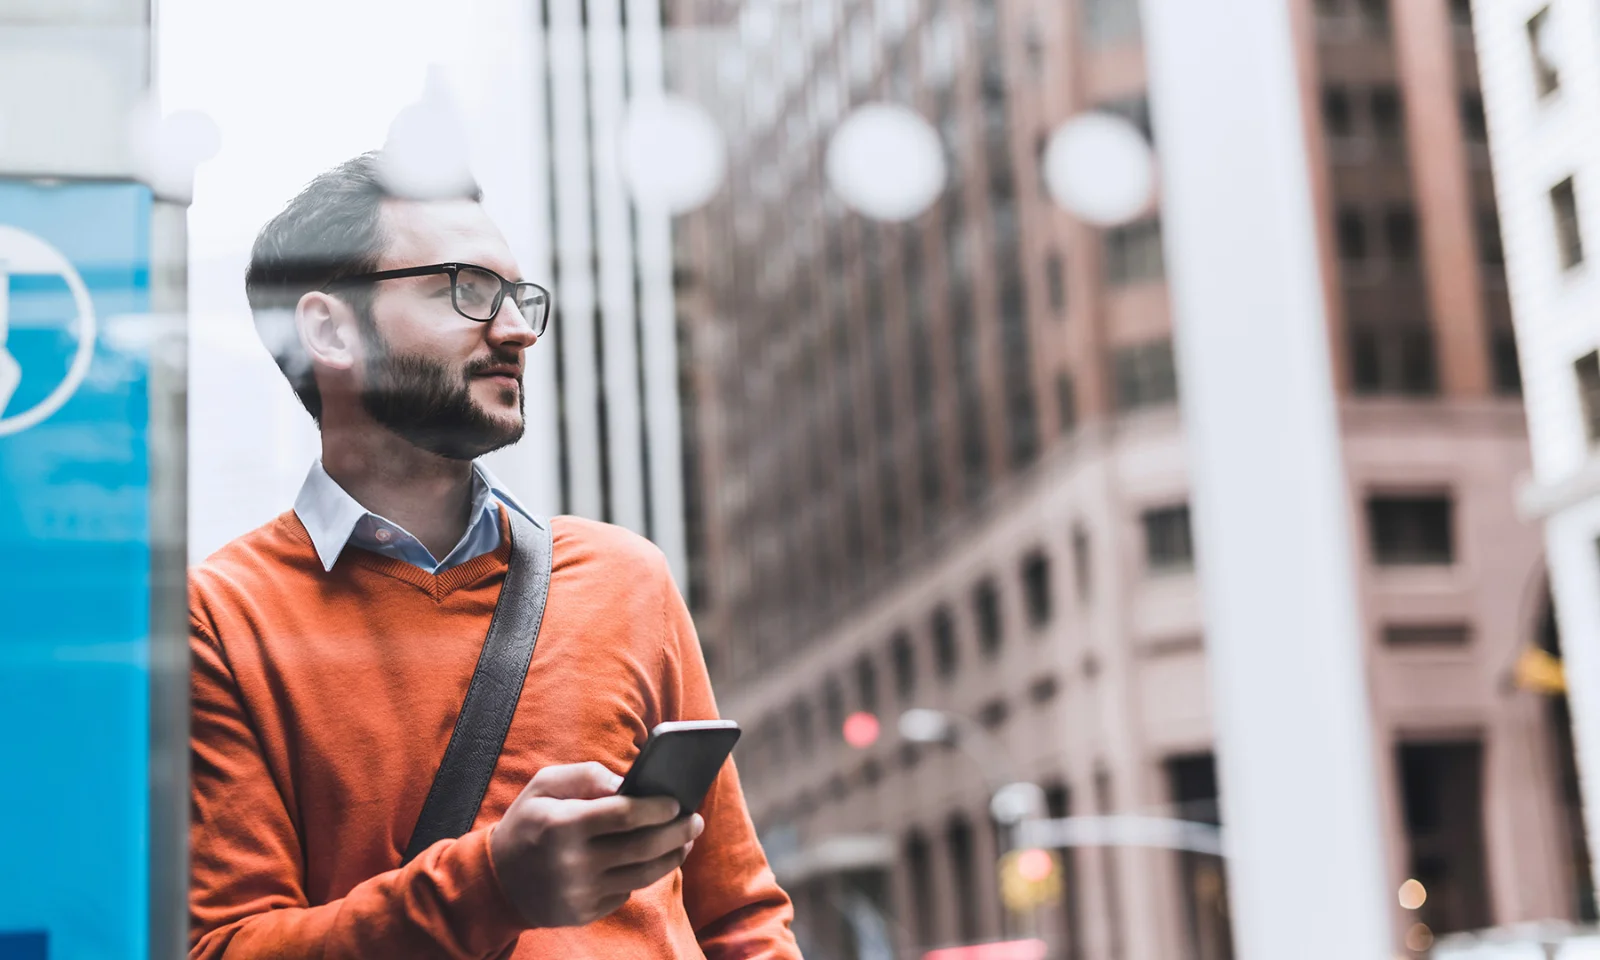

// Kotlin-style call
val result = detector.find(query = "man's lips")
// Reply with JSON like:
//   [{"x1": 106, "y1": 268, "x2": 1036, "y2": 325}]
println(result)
[{"x1": 473, "y1": 366, "x2": 522, "y2": 387}]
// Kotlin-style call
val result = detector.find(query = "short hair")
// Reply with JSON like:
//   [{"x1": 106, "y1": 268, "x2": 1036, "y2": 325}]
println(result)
[{"x1": 244, "y1": 152, "x2": 483, "y2": 422}]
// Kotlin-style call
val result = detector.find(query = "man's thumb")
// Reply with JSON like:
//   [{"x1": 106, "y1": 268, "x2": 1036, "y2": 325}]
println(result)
[{"x1": 526, "y1": 760, "x2": 623, "y2": 801}]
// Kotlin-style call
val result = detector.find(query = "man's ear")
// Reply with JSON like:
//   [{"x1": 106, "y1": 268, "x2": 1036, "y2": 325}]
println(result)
[{"x1": 296, "y1": 291, "x2": 359, "y2": 374}]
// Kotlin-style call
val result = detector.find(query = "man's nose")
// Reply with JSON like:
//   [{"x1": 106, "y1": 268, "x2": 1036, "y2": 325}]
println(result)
[{"x1": 487, "y1": 296, "x2": 538, "y2": 350}]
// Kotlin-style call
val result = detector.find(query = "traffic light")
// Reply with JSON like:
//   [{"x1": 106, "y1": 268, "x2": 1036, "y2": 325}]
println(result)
[{"x1": 998, "y1": 848, "x2": 1062, "y2": 913}]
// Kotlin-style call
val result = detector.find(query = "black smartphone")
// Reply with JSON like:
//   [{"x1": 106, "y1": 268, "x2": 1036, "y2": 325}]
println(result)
[{"x1": 617, "y1": 719, "x2": 742, "y2": 815}]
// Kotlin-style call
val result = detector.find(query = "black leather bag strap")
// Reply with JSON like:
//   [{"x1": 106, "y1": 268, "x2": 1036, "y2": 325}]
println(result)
[{"x1": 403, "y1": 509, "x2": 553, "y2": 865}]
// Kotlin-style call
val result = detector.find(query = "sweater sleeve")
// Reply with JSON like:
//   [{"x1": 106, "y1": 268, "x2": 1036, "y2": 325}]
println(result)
[
  {"x1": 188, "y1": 615, "x2": 528, "y2": 960},
  {"x1": 657, "y1": 566, "x2": 803, "y2": 960}
]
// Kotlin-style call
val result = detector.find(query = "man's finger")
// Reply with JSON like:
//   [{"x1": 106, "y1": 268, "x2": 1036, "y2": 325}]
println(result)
[
  {"x1": 578, "y1": 794, "x2": 682, "y2": 837},
  {"x1": 598, "y1": 843, "x2": 693, "y2": 897},
  {"x1": 527, "y1": 761, "x2": 623, "y2": 801},
  {"x1": 591, "y1": 813, "x2": 703, "y2": 868}
]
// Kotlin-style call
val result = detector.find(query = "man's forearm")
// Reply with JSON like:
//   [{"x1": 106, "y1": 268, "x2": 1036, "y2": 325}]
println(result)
[{"x1": 190, "y1": 827, "x2": 525, "y2": 960}]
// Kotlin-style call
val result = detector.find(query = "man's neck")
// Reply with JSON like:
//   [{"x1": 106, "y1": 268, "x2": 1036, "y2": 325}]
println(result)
[{"x1": 320, "y1": 425, "x2": 477, "y2": 563}]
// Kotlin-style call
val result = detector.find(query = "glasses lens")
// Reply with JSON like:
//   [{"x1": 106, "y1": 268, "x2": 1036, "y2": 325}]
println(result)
[
  {"x1": 515, "y1": 285, "x2": 549, "y2": 334},
  {"x1": 453, "y1": 266, "x2": 502, "y2": 320}
]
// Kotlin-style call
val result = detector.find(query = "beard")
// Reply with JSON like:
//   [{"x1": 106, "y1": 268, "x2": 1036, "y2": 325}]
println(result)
[{"x1": 358, "y1": 329, "x2": 526, "y2": 461}]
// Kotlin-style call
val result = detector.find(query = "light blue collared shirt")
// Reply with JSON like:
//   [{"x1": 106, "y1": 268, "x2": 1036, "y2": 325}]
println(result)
[{"x1": 293, "y1": 460, "x2": 535, "y2": 574}]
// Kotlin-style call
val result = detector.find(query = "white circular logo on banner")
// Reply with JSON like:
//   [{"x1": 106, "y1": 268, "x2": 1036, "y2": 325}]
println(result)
[{"x1": 0, "y1": 225, "x2": 97, "y2": 437}]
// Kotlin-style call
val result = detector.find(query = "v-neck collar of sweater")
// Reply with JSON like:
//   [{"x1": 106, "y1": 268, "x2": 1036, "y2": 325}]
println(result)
[{"x1": 284, "y1": 506, "x2": 515, "y2": 603}]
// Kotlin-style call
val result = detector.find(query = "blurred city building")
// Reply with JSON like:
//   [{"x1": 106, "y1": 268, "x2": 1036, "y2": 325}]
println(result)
[
  {"x1": 665, "y1": 0, "x2": 1593, "y2": 957},
  {"x1": 531, "y1": 0, "x2": 691, "y2": 583},
  {"x1": 1472, "y1": 0, "x2": 1600, "y2": 950}
]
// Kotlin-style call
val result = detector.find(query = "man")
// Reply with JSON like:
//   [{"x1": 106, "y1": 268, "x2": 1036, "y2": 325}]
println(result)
[{"x1": 188, "y1": 153, "x2": 800, "y2": 959}]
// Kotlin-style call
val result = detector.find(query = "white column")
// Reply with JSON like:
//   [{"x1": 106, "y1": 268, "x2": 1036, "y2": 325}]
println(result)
[
  {"x1": 1546, "y1": 501, "x2": 1600, "y2": 912},
  {"x1": 549, "y1": 0, "x2": 604, "y2": 520},
  {"x1": 587, "y1": 0, "x2": 647, "y2": 534},
  {"x1": 1139, "y1": 2, "x2": 1393, "y2": 958},
  {"x1": 626, "y1": 0, "x2": 690, "y2": 587}
]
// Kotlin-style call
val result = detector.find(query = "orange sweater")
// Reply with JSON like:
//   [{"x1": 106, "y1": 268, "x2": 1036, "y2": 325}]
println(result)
[{"x1": 188, "y1": 510, "x2": 798, "y2": 960}]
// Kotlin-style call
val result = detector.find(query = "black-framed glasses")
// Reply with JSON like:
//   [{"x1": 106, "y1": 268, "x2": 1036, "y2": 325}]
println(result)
[{"x1": 324, "y1": 262, "x2": 551, "y2": 336}]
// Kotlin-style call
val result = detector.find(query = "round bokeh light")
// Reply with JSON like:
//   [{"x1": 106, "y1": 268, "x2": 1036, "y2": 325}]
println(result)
[
  {"x1": 1397, "y1": 878, "x2": 1427, "y2": 911},
  {"x1": 1016, "y1": 848, "x2": 1054, "y2": 883},
  {"x1": 619, "y1": 94, "x2": 727, "y2": 215},
  {"x1": 825, "y1": 102, "x2": 946, "y2": 222},
  {"x1": 129, "y1": 101, "x2": 223, "y2": 203},
  {"x1": 381, "y1": 68, "x2": 476, "y2": 201},
  {"x1": 1404, "y1": 922, "x2": 1434, "y2": 953},
  {"x1": 842, "y1": 711, "x2": 881, "y2": 749},
  {"x1": 1041, "y1": 112, "x2": 1156, "y2": 227}
]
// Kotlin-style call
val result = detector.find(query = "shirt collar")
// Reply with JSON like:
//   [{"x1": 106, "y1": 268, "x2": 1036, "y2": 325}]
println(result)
[{"x1": 293, "y1": 459, "x2": 535, "y2": 573}]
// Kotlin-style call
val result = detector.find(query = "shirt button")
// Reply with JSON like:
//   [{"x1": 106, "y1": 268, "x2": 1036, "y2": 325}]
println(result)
[{"x1": 374, "y1": 528, "x2": 393, "y2": 543}]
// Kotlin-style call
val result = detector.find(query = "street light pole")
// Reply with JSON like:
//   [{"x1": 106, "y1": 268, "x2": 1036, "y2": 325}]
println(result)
[{"x1": 897, "y1": 708, "x2": 1049, "y2": 945}]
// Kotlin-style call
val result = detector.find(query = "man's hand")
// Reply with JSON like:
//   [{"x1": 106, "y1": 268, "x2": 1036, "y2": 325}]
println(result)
[{"x1": 489, "y1": 761, "x2": 705, "y2": 928}]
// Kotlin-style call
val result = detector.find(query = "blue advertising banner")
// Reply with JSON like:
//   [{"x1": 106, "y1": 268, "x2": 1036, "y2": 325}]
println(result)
[{"x1": 0, "y1": 181, "x2": 155, "y2": 960}]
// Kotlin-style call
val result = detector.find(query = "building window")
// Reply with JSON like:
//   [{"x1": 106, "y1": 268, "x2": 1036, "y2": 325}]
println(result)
[
  {"x1": 1369, "y1": 86, "x2": 1404, "y2": 144},
  {"x1": 1553, "y1": 177, "x2": 1584, "y2": 270},
  {"x1": 1113, "y1": 338, "x2": 1179, "y2": 412},
  {"x1": 946, "y1": 815, "x2": 981, "y2": 944},
  {"x1": 1105, "y1": 217, "x2": 1165, "y2": 286},
  {"x1": 823, "y1": 676, "x2": 845, "y2": 742},
  {"x1": 904, "y1": 832, "x2": 937, "y2": 949},
  {"x1": 1460, "y1": 91, "x2": 1487, "y2": 143},
  {"x1": 1398, "y1": 741, "x2": 1494, "y2": 934},
  {"x1": 1322, "y1": 86, "x2": 1355, "y2": 139},
  {"x1": 1047, "y1": 251, "x2": 1067, "y2": 314},
  {"x1": 1358, "y1": 0, "x2": 1390, "y2": 35},
  {"x1": 1084, "y1": 0, "x2": 1142, "y2": 48},
  {"x1": 1350, "y1": 325, "x2": 1439, "y2": 396},
  {"x1": 1384, "y1": 622, "x2": 1472, "y2": 646},
  {"x1": 1576, "y1": 351, "x2": 1600, "y2": 444},
  {"x1": 792, "y1": 697, "x2": 815, "y2": 756},
  {"x1": 973, "y1": 577, "x2": 1003, "y2": 657},
  {"x1": 1385, "y1": 204, "x2": 1419, "y2": 263},
  {"x1": 1056, "y1": 372, "x2": 1078, "y2": 435},
  {"x1": 1166, "y1": 756, "x2": 1235, "y2": 956},
  {"x1": 1492, "y1": 330, "x2": 1523, "y2": 396},
  {"x1": 932, "y1": 604, "x2": 959, "y2": 678},
  {"x1": 1528, "y1": 6, "x2": 1561, "y2": 98},
  {"x1": 1143, "y1": 503, "x2": 1195, "y2": 574},
  {"x1": 1072, "y1": 524, "x2": 1092, "y2": 602},
  {"x1": 855, "y1": 653, "x2": 879, "y2": 714},
  {"x1": 1368, "y1": 494, "x2": 1455, "y2": 566},
  {"x1": 1338, "y1": 207, "x2": 1368, "y2": 262},
  {"x1": 1021, "y1": 549, "x2": 1053, "y2": 628},
  {"x1": 978, "y1": 698, "x2": 1010, "y2": 729},
  {"x1": 891, "y1": 630, "x2": 916, "y2": 701}
]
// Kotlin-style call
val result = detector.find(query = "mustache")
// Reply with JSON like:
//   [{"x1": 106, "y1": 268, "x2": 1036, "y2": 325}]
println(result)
[{"x1": 464, "y1": 352, "x2": 524, "y2": 380}]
